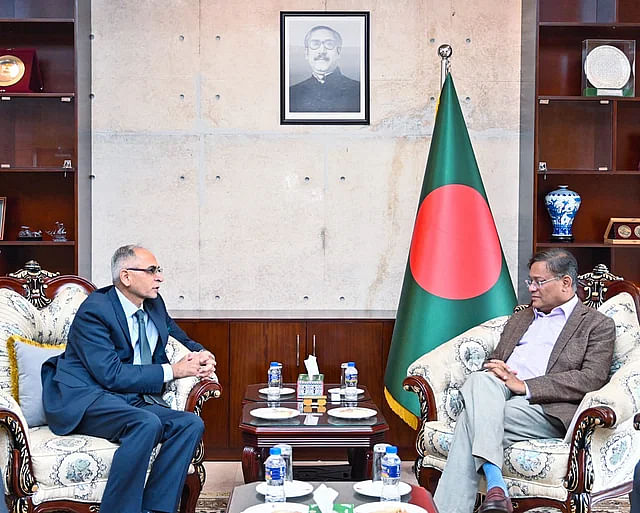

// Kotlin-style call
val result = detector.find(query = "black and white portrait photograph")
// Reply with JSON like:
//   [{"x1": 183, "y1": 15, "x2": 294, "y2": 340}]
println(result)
[{"x1": 280, "y1": 11, "x2": 370, "y2": 125}]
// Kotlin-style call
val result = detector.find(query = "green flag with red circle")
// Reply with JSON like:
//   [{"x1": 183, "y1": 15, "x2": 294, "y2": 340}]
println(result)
[{"x1": 384, "y1": 74, "x2": 517, "y2": 429}]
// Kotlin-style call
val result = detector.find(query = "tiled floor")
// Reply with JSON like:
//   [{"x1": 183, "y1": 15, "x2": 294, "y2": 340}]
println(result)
[{"x1": 201, "y1": 461, "x2": 418, "y2": 497}]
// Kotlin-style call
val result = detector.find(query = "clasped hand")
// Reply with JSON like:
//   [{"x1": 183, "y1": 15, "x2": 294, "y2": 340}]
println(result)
[
  {"x1": 483, "y1": 359, "x2": 526, "y2": 395},
  {"x1": 172, "y1": 350, "x2": 216, "y2": 379}
]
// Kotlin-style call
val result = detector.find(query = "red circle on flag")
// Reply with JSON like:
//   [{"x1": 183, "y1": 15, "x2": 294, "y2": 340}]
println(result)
[{"x1": 409, "y1": 184, "x2": 502, "y2": 299}]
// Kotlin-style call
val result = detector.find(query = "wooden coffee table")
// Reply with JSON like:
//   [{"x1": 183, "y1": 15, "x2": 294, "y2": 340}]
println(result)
[{"x1": 239, "y1": 400, "x2": 389, "y2": 483}]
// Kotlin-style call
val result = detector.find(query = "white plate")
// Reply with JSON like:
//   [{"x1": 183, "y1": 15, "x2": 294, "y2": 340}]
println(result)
[
  {"x1": 584, "y1": 45, "x2": 631, "y2": 89},
  {"x1": 328, "y1": 387, "x2": 364, "y2": 395},
  {"x1": 353, "y1": 480, "x2": 412, "y2": 498},
  {"x1": 327, "y1": 407, "x2": 377, "y2": 419},
  {"x1": 250, "y1": 407, "x2": 300, "y2": 420},
  {"x1": 242, "y1": 502, "x2": 309, "y2": 513},
  {"x1": 354, "y1": 502, "x2": 427, "y2": 513},
  {"x1": 256, "y1": 480, "x2": 314, "y2": 498},
  {"x1": 259, "y1": 387, "x2": 296, "y2": 396}
]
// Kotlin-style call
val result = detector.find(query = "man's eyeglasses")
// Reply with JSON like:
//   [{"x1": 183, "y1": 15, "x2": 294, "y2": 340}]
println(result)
[
  {"x1": 308, "y1": 39, "x2": 337, "y2": 50},
  {"x1": 524, "y1": 276, "x2": 562, "y2": 290},
  {"x1": 126, "y1": 266, "x2": 163, "y2": 275}
]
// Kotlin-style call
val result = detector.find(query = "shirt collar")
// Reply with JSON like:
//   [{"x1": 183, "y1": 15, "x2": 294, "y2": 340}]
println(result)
[
  {"x1": 115, "y1": 287, "x2": 144, "y2": 319},
  {"x1": 533, "y1": 294, "x2": 578, "y2": 319}
]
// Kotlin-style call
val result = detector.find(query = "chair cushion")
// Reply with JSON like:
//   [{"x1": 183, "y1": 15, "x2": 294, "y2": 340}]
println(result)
[
  {"x1": 418, "y1": 419, "x2": 571, "y2": 501},
  {"x1": 597, "y1": 292, "x2": 640, "y2": 376},
  {"x1": 7, "y1": 334, "x2": 66, "y2": 427},
  {"x1": 0, "y1": 286, "x2": 89, "y2": 396}
]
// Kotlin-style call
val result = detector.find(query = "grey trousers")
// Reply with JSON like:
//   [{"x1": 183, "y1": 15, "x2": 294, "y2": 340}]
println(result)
[{"x1": 433, "y1": 371, "x2": 565, "y2": 513}]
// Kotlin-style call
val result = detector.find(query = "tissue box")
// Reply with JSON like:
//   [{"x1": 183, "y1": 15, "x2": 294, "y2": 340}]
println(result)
[
  {"x1": 309, "y1": 505, "x2": 354, "y2": 513},
  {"x1": 297, "y1": 373, "x2": 324, "y2": 398}
]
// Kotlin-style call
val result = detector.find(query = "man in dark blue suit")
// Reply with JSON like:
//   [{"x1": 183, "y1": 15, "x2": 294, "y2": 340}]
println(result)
[{"x1": 42, "y1": 245, "x2": 216, "y2": 513}]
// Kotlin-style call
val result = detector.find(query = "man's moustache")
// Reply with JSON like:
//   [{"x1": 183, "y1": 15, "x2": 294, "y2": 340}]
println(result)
[{"x1": 314, "y1": 56, "x2": 329, "y2": 61}]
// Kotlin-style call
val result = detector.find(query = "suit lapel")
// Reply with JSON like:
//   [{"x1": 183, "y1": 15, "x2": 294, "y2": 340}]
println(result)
[
  {"x1": 145, "y1": 298, "x2": 168, "y2": 353},
  {"x1": 546, "y1": 300, "x2": 588, "y2": 371},
  {"x1": 500, "y1": 308, "x2": 535, "y2": 360},
  {"x1": 108, "y1": 287, "x2": 133, "y2": 359}
]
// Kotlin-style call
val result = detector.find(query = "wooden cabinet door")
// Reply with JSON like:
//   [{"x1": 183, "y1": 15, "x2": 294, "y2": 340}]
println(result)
[
  {"x1": 175, "y1": 320, "x2": 230, "y2": 456},
  {"x1": 306, "y1": 321, "x2": 384, "y2": 406},
  {"x1": 229, "y1": 321, "x2": 306, "y2": 448}
]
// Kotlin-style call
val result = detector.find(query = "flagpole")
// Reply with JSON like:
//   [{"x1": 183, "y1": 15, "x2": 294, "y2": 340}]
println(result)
[{"x1": 438, "y1": 44, "x2": 452, "y2": 88}]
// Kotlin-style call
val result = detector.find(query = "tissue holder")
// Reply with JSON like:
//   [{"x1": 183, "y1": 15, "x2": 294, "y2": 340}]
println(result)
[
  {"x1": 309, "y1": 504, "x2": 354, "y2": 513},
  {"x1": 297, "y1": 373, "x2": 324, "y2": 398}
]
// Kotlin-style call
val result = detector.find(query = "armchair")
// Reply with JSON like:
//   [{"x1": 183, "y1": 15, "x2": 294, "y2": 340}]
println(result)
[
  {"x1": 0, "y1": 261, "x2": 222, "y2": 513},
  {"x1": 403, "y1": 279, "x2": 640, "y2": 513}
]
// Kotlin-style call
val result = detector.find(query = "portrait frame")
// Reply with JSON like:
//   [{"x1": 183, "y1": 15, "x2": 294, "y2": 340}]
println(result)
[
  {"x1": 280, "y1": 11, "x2": 370, "y2": 125},
  {"x1": 0, "y1": 197, "x2": 5, "y2": 240}
]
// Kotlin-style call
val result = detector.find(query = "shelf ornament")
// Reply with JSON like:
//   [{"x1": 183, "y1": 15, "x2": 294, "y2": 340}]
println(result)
[
  {"x1": 545, "y1": 185, "x2": 581, "y2": 241},
  {"x1": 0, "y1": 49, "x2": 43, "y2": 93},
  {"x1": 582, "y1": 39, "x2": 635, "y2": 97}
]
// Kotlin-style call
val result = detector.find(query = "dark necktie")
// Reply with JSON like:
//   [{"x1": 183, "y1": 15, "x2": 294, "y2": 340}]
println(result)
[{"x1": 134, "y1": 309, "x2": 169, "y2": 407}]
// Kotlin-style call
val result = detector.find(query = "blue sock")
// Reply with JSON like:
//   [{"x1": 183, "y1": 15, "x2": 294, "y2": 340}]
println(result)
[{"x1": 482, "y1": 462, "x2": 508, "y2": 496}]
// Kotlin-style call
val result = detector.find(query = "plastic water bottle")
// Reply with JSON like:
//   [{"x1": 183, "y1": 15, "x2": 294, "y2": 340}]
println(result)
[
  {"x1": 344, "y1": 361, "x2": 358, "y2": 401},
  {"x1": 380, "y1": 446, "x2": 401, "y2": 502},
  {"x1": 267, "y1": 362, "x2": 281, "y2": 401},
  {"x1": 264, "y1": 447, "x2": 286, "y2": 503}
]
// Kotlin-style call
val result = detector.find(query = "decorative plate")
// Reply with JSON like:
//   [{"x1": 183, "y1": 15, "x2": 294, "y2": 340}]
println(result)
[
  {"x1": 354, "y1": 502, "x2": 427, "y2": 513},
  {"x1": 0, "y1": 55, "x2": 25, "y2": 87},
  {"x1": 250, "y1": 407, "x2": 300, "y2": 420},
  {"x1": 256, "y1": 480, "x2": 314, "y2": 498},
  {"x1": 584, "y1": 45, "x2": 631, "y2": 89},
  {"x1": 242, "y1": 502, "x2": 309, "y2": 513},
  {"x1": 327, "y1": 387, "x2": 364, "y2": 395},
  {"x1": 353, "y1": 480, "x2": 412, "y2": 498},
  {"x1": 326, "y1": 407, "x2": 377, "y2": 419},
  {"x1": 259, "y1": 387, "x2": 296, "y2": 395}
]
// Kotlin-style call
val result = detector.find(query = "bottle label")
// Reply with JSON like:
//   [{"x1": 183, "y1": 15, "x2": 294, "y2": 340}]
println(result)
[
  {"x1": 381, "y1": 463, "x2": 400, "y2": 479},
  {"x1": 268, "y1": 370, "x2": 282, "y2": 388},
  {"x1": 266, "y1": 464, "x2": 284, "y2": 481}
]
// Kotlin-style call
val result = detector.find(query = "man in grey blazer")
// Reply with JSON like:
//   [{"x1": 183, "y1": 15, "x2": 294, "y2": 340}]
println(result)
[{"x1": 433, "y1": 249, "x2": 615, "y2": 513}]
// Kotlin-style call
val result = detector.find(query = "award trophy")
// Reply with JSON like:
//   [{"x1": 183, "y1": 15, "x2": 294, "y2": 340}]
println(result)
[{"x1": 582, "y1": 39, "x2": 635, "y2": 97}]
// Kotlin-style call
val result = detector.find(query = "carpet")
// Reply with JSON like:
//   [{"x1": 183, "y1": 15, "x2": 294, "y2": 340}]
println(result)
[{"x1": 196, "y1": 495, "x2": 229, "y2": 513}]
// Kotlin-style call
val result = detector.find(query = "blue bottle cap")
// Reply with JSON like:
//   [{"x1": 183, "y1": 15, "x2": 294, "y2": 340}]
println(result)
[
  {"x1": 270, "y1": 447, "x2": 281, "y2": 455},
  {"x1": 347, "y1": 361, "x2": 355, "y2": 366},
  {"x1": 270, "y1": 362, "x2": 279, "y2": 367},
  {"x1": 385, "y1": 446, "x2": 398, "y2": 454}
]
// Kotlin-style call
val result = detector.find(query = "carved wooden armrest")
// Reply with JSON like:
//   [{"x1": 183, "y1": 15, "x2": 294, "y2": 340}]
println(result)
[
  {"x1": 564, "y1": 406, "x2": 616, "y2": 494},
  {"x1": 183, "y1": 378, "x2": 222, "y2": 472},
  {"x1": 402, "y1": 375, "x2": 438, "y2": 425},
  {"x1": 635, "y1": 412, "x2": 640, "y2": 431},
  {"x1": 0, "y1": 409, "x2": 37, "y2": 498}
]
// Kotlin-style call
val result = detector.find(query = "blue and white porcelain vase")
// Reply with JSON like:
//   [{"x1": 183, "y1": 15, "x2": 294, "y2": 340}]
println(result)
[{"x1": 545, "y1": 185, "x2": 581, "y2": 241}]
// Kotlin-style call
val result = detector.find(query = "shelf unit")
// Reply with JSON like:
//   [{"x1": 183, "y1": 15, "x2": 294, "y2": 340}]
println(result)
[
  {"x1": 534, "y1": 0, "x2": 640, "y2": 282},
  {"x1": 0, "y1": 0, "x2": 79, "y2": 275}
]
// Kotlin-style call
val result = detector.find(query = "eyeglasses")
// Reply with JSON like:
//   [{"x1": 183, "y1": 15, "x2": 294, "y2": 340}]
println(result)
[
  {"x1": 524, "y1": 276, "x2": 561, "y2": 290},
  {"x1": 308, "y1": 39, "x2": 338, "y2": 50},
  {"x1": 126, "y1": 266, "x2": 163, "y2": 275}
]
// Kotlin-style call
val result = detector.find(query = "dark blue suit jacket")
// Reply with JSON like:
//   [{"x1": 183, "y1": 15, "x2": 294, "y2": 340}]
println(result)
[{"x1": 42, "y1": 286, "x2": 203, "y2": 435}]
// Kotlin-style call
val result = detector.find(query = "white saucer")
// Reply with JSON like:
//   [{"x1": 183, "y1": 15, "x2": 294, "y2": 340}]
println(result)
[
  {"x1": 256, "y1": 480, "x2": 314, "y2": 498},
  {"x1": 353, "y1": 479, "x2": 412, "y2": 497},
  {"x1": 242, "y1": 502, "x2": 309, "y2": 513},
  {"x1": 327, "y1": 407, "x2": 376, "y2": 419},
  {"x1": 354, "y1": 502, "x2": 427, "y2": 513},
  {"x1": 250, "y1": 407, "x2": 300, "y2": 420},
  {"x1": 328, "y1": 387, "x2": 364, "y2": 395},
  {"x1": 259, "y1": 387, "x2": 296, "y2": 395}
]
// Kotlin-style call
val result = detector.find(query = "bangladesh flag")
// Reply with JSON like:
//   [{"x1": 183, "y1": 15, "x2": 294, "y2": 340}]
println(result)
[{"x1": 384, "y1": 74, "x2": 517, "y2": 429}]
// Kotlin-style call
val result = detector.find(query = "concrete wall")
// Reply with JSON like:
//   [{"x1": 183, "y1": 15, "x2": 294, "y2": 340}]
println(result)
[{"x1": 91, "y1": 0, "x2": 522, "y2": 310}]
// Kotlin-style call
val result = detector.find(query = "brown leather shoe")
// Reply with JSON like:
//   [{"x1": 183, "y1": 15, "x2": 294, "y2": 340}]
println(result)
[{"x1": 477, "y1": 487, "x2": 513, "y2": 513}]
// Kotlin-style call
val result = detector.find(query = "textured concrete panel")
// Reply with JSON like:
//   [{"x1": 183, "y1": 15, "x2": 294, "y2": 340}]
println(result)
[
  {"x1": 91, "y1": 0, "x2": 523, "y2": 311},
  {"x1": 92, "y1": 134, "x2": 200, "y2": 309}
]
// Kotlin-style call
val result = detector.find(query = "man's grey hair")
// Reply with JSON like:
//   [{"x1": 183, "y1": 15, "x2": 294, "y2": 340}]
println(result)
[
  {"x1": 111, "y1": 244, "x2": 144, "y2": 284},
  {"x1": 528, "y1": 248, "x2": 579, "y2": 292},
  {"x1": 304, "y1": 25, "x2": 342, "y2": 50}
]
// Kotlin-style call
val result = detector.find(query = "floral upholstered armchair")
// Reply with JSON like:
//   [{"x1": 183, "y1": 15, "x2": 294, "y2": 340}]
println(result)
[
  {"x1": 403, "y1": 279, "x2": 640, "y2": 513},
  {"x1": 0, "y1": 261, "x2": 222, "y2": 513}
]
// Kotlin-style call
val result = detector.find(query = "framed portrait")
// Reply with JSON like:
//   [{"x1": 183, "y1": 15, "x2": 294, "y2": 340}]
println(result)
[
  {"x1": 280, "y1": 11, "x2": 370, "y2": 125},
  {"x1": 0, "y1": 197, "x2": 5, "y2": 240}
]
